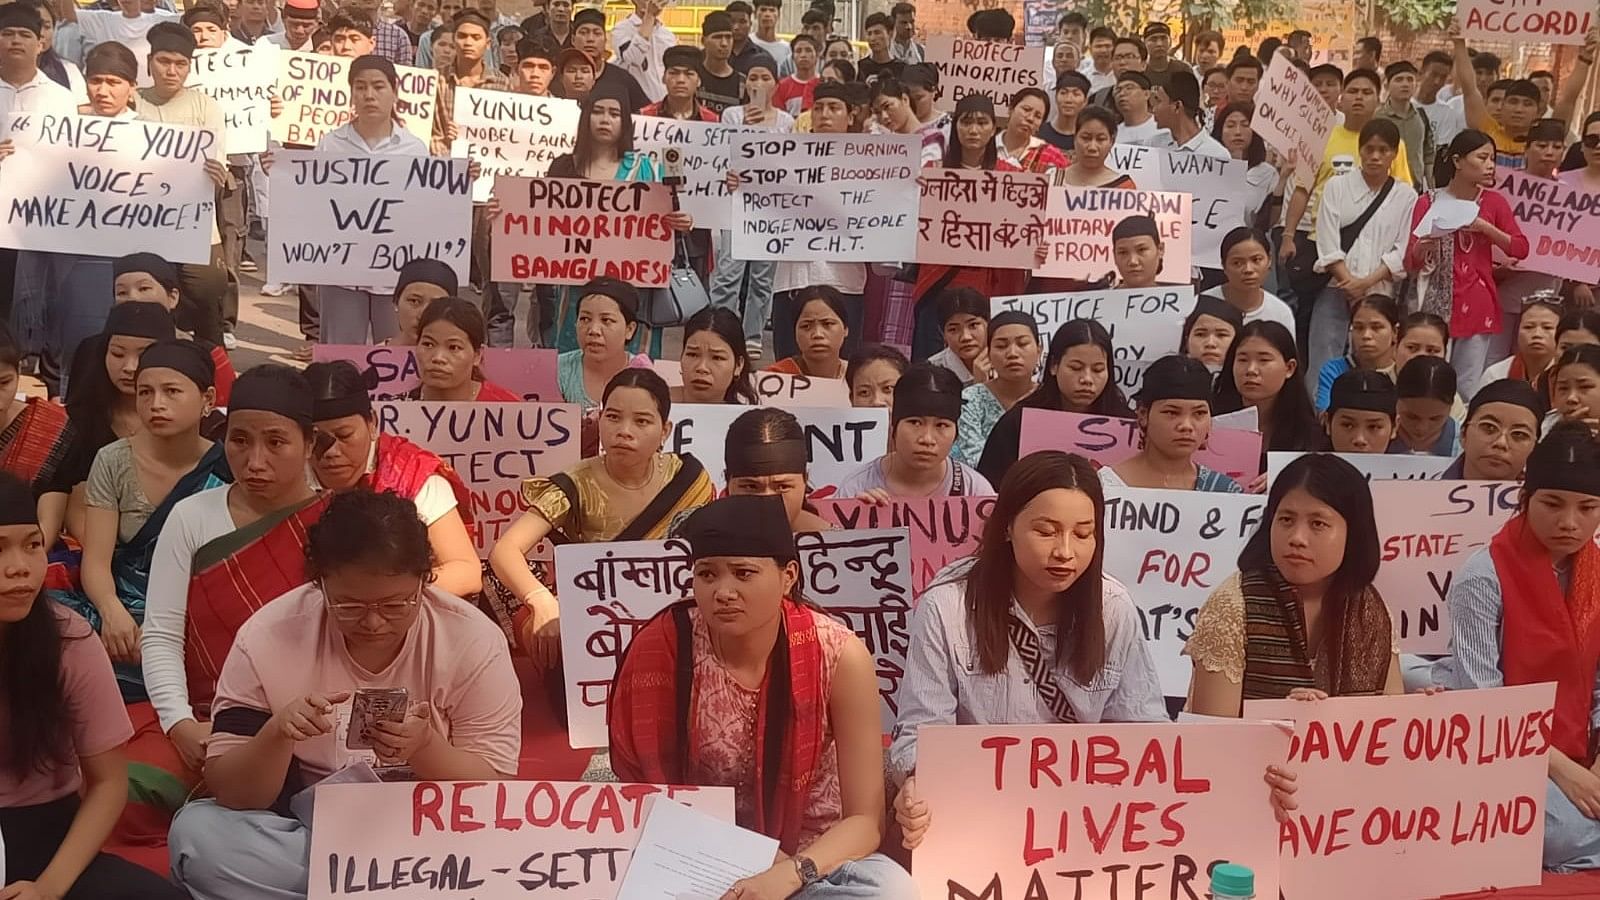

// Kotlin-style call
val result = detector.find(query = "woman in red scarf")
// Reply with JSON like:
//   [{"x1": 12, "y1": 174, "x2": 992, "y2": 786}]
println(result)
[
  {"x1": 609, "y1": 495, "x2": 915, "y2": 898},
  {"x1": 305, "y1": 361, "x2": 481, "y2": 597},
  {"x1": 1436, "y1": 421, "x2": 1600, "y2": 871}
]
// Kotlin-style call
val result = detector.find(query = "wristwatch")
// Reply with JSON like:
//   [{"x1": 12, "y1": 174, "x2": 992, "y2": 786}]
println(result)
[{"x1": 793, "y1": 855, "x2": 822, "y2": 887}]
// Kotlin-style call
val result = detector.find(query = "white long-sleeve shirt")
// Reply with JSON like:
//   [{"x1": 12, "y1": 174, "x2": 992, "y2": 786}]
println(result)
[
  {"x1": 611, "y1": 13, "x2": 677, "y2": 104},
  {"x1": 1313, "y1": 169, "x2": 1418, "y2": 297}
]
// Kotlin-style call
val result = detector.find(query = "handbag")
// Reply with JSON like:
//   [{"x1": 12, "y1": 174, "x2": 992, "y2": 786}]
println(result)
[{"x1": 638, "y1": 233, "x2": 711, "y2": 327}]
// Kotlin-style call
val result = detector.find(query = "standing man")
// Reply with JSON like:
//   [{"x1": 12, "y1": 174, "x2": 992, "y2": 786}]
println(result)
[
  {"x1": 749, "y1": 0, "x2": 791, "y2": 75},
  {"x1": 1190, "y1": 29, "x2": 1223, "y2": 69},
  {"x1": 230, "y1": 0, "x2": 271, "y2": 44},
  {"x1": 1141, "y1": 21, "x2": 1191, "y2": 91},
  {"x1": 1377, "y1": 60, "x2": 1433, "y2": 189},
  {"x1": 342, "y1": 0, "x2": 415, "y2": 64},
  {"x1": 1152, "y1": 71, "x2": 1229, "y2": 157},
  {"x1": 1038, "y1": 69, "x2": 1087, "y2": 153},
  {"x1": 1224, "y1": 54, "x2": 1261, "y2": 108},
  {"x1": 1352, "y1": 36, "x2": 1380, "y2": 71},
  {"x1": 514, "y1": 33, "x2": 558, "y2": 96},
  {"x1": 538, "y1": 0, "x2": 573, "y2": 48},
  {"x1": 572, "y1": 6, "x2": 648, "y2": 111},
  {"x1": 267, "y1": 0, "x2": 322, "y2": 51},
  {"x1": 725, "y1": 0, "x2": 759, "y2": 72},
  {"x1": 611, "y1": 0, "x2": 675, "y2": 104},
  {"x1": 403, "y1": 0, "x2": 438, "y2": 47},
  {"x1": 695, "y1": 11, "x2": 741, "y2": 117},
  {"x1": 1415, "y1": 49, "x2": 1465, "y2": 147},
  {"x1": 857, "y1": 12, "x2": 900, "y2": 83},
  {"x1": 1111, "y1": 71, "x2": 1158, "y2": 143},
  {"x1": 1080, "y1": 25, "x2": 1115, "y2": 93},
  {"x1": 889, "y1": 1, "x2": 921, "y2": 64},
  {"x1": 644, "y1": 44, "x2": 716, "y2": 119},
  {"x1": 1088, "y1": 36, "x2": 1146, "y2": 111},
  {"x1": 58, "y1": 0, "x2": 180, "y2": 84},
  {"x1": 1286, "y1": 29, "x2": 1312, "y2": 62}
]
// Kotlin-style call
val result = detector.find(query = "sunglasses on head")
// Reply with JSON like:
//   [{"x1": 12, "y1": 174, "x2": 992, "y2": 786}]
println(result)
[{"x1": 1584, "y1": 134, "x2": 1600, "y2": 149}]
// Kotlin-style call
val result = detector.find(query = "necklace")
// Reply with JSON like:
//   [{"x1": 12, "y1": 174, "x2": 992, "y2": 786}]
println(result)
[{"x1": 605, "y1": 453, "x2": 661, "y2": 491}]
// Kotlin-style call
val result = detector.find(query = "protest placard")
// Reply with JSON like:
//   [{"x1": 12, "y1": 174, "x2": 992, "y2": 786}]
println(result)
[
  {"x1": 1020, "y1": 408, "x2": 1264, "y2": 483},
  {"x1": 1104, "y1": 145, "x2": 1256, "y2": 269},
  {"x1": 1252, "y1": 53, "x2": 1335, "y2": 174},
  {"x1": 266, "y1": 151, "x2": 472, "y2": 289},
  {"x1": 273, "y1": 51, "x2": 437, "y2": 147},
  {"x1": 375, "y1": 401, "x2": 581, "y2": 555},
  {"x1": 492, "y1": 177, "x2": 675, "y2": 286},
  {"x1": 187, "y1": 44, "x2": 276, "y2": 155},
  {"x1": 306, "y1": 780, "x2": 734, "y2": 899},
  {"x1": 1036, "y1": 186, "x2": 1192, "y2": 283},
  {"x1": 312, "y1": 344, "x2": 559, "y2": 402},
  {"x1": 450, "y1": 87, "x2": 578, "y2": 203},
  {"x1": 815, "y1": 496, "x2": 995, "y2": 594},
  {"x1": 0, "y1": 113, "x2": 217, "y2": 264},
  {"x1": 1461, "y1": 0, "x2": 1595, "y2": 43},
  {"x1": 925, "y1": 34, "x2": 1045, "y2": 115},
  {"x1": 557, "y1": 528, "x2": 914, "y2": 746},
  {"x1": 1266, "y1": 451, "x2": 1455, "y2": 485},
  {"x1": 668, "y1": 403, "x2": 887, "y2": 490},
  {"x1": 913, "y1": 722, "x2": 1287, "y2": 900},
  {"x1": 1497, "y1": 167, "x2": 1600, "y2": 282},
  {"x1": 651, "y1": 360, "x2": 851, "y2": 407},
  {"x1": 633, "y1": 116, "x2": 741, "y2": 230},
  {"x1": 729, "y1": 132, "x2": 920, "y2": 262},
  {"x1": 994, "y1": 286, "x2": 1197, "y2": 373},
  {"x1": 1101, "y1": 486, "x2": 1267, "y2": 696},
  {"x1": 1245, "y1": 684, "x2": 1556, "y2": 900},
  {"x1": 1370, "y1": 480, "x2": 1522, "y2": 654},
  {"x1": 915, "y1": 167, "x2": 1050, "y2": 269}
]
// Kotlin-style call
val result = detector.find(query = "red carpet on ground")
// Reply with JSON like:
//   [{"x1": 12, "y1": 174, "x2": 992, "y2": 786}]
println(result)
[
  {"x1": 513, "y1": 656, "x2": 593, "y2": 780},
  {"x1": 1441, "y1": 871, "x2": 1600, "y2": 898}
]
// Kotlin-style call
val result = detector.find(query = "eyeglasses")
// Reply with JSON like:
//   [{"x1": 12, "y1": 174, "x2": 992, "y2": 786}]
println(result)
[
  {"x1": 1583, "y1": 134, "x2": 1600, "y2": 150},
  {"x1": 1469, "y1": 419, "x2": 1537, "y2": 446},
  {"x1": 322, "y1": 579, "x2": 424, "y2": 621}
]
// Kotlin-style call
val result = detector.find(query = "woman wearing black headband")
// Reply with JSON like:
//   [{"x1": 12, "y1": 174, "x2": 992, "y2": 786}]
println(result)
[
  {"x1": 139, "y1": 365, "x2": 325, "y2": 816},
  {"x1": 1102, "y1": 355, "x2": 1242, "y2": 492},
  {"x1": 1435, "y1": 422, "x2": 1600, "y2": 870},
  {"x1": 1324, "y1": 369, "x2": 1398, "y2": 453},
  {"x1": 610, "y1": 495, "x2": 917, "y2": 899},
  {"x1": 409, "y1": 298, "x2": 521, "y2": 401},
  {"x1": 1180, "y1": 295, "x2": 1244, "y2": 374},
  {"x1": 1446, "y1": 377, "x2": 1546, "y2": 480},
  {"x1": 723, "y1": 408, "x2": 831, "y2": 531},
  {"x1": 841, "y1": 363, "x2": 994, "y2": 500},
  {"x1": 555, "y1": 277, "x2": 652, "y2": 411},
  {"x1": 305, "y1": 361, "x2": 481, "y2": 597},
  {"x1": 952, "y1": 311, "x2": 1040, "y2": 467},
  {"x1": 490, "y1": 369, "x2": 713, "y2": 669},
  {"x1": 0, "y1": 473, "x2": 190, "y2": 900},
  {"x1": 388, "y1": 259, "x2": 460, "y2": 347}
]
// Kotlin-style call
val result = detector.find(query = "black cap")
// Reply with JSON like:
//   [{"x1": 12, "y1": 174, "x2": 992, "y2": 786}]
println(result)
[
  {"x1": 136, "y1": 339, "x2": 215, "y2": 390},
  {"x1": 680, "y1": 495, "x2": 797, "y2": 563},
  {"x1": 105, "y1": 302, "x2": 176, "y2": 341},
  {"x1": 147, "y1": 21, "x2": 198, "y2": 57},
  {"x1": 572, "y1": 7, "x2": 605, "y2": 30},
  {"x1": 1467, "y1": 377, "x2": 1548, "y2": 421},
  {"x1": 662, "y1": 45, "x2": 703, "y2": 70},
  {"x1": 394, "y1": 258, "x2": 458, "y2": 299},
  {"x1": 113, "y1": 252, "x2": 179, "y2": 293},
  {"x1": 1136, "y1": 355, "x2": 1214, "y2": 407},
  {"x1": 1328, "y1": 369, "x2": 1397, "y2": 416}
]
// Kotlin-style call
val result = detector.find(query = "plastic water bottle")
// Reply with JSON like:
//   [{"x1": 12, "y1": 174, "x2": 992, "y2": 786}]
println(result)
[{"x1": 1209, "y1": 863, "x2": 1255, "y2": 900}]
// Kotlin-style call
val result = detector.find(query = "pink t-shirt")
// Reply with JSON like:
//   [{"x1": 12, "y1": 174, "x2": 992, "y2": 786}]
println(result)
[
  {"x1": 0, "y1": 607, "x2": 133, "y2": 807},
  {"x1": 207, "y1": 586, "x2": 523, "y2": 782}
]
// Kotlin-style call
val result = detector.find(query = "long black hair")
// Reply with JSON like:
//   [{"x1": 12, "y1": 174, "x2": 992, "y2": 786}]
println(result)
[
  {"x1": 1018, "y1": 319, "x2": 1132, "y2": 417},
  {"x1": 1210, "y1": 103, "x2": 1266, "y2": 168},
  {"x1": 573, "y1": 85, "x2": 636, "y2": 175},
  {"x1": 0, "y1": 473, "x2": 72, "y2": 778},
  {"x1": 1214, "y1": 320, "x2": 1321, "y2": 452},
  {"x1": 1434, "y1": 129, "x2": 1494, "y2": 187}
]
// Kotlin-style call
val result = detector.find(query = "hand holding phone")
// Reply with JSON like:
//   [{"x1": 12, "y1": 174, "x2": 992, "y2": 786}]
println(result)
[{"x1": 347, "y1": 688, "x2": 409, "y2": 750}]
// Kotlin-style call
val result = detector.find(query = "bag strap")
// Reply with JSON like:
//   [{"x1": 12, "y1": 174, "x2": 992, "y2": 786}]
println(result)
[
  {"x1": 1007, "y1": 615, "x2": 1078, "y2": 723},
  {"x1": 1339, "y1": 176, "x2": 1396, "y2": 253}
]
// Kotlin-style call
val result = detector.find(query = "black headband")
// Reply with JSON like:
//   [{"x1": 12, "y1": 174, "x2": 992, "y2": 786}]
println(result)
[
  {"x1": 312, "y1": 391, "x2": 373, "y2": 423},
  {"x1": 892, "y1": 383, "x2": 963, "y2": 425},
  {"x1": 680, "y1": 495, "x2": 797, "y2": 563},
  {"x1": 1525, "y1": 431, "x2": 1600, "y2": 499},
  {"x1": 1328, "y1": 372, "x2": 1397, "y2": 416},
  {"x1": 1136, "y1": 356, "x2": 1214, "y2": 406},
  {"x1": 726, "y1": 439, "x2": 809, "y2": 478},
  {"x1": 137, "y1": 340, "x2": 214, "y2": 390},
  {"x1": 394, "y1": 258, "x2": 458, "y2": 299},
  {"x1": 988, "y1": 310, "x2": 1039, "y2": 343},
  {"x1": 113, "y1": 252, "x2": 179, "y2": 292},
  {"x1": 229, "y1": 375, "x2": 313, "y2": 428},
  {"x1": 105, "y1": 302, "x2": 176, "y2": 341},
  {"x1": 1468, "y1": 377, "x2": 1549, "y2": 421}
]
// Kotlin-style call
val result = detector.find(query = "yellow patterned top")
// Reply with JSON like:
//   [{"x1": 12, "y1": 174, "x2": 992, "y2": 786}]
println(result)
[{"x1": 520, "y1": 454, "x2": 714, "y2": 543}]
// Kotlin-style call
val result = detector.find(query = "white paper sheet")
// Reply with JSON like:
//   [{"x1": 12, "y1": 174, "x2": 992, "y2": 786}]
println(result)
[{"x1": 618, "y1": 799, "x2": 779, "y2": 900}]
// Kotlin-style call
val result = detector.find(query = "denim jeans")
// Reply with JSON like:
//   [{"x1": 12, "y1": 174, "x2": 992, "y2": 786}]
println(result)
[
  {"x1": 1451, "y1": 332, "x2": 1494, "y2": 402},
  {"x1": 709, "y1": 229, "x2": 777, "y2": 350},
  {"x1": 1307, "y1": 285, "x2": 1352, "y2": 402},
  {"x1": 796, "y1": 853, "x2": 918, "y2": 899}
]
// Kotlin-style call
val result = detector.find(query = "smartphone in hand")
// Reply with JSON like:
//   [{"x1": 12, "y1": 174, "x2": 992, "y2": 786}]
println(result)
[{"x1": 346, "y1": 687, "x2": 409, "y2": 750}]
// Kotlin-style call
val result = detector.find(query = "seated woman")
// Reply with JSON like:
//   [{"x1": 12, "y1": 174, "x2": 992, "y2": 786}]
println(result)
[
  {"x1": 1102, "y1": 355, "x2": 1242, "y2": 492},
  {"x1": 953, "y1": 312, "x2": 1041, "y2": 467},
  {"x1": 305, "y1": 360, "x2": 481, "y2": 597},
  {"x1": 846, "y1": 344, "x2": 908, "y2": 409},
  {"x1": 404, "y1": 298, "x2": 520, "y2": 402},
  {"x1": 1186, "y1": 453, "x2": 1402, "y2": 716},
  {"x1": 1323, "y1": 369, "x2": 1398, "y2": 454},
  {"x1": 1215, "y1": 322, "x2": 1322, "y2": 484},
  {"x1": 1443, "y1": 379, "x2": 1546, "y2": 480},
  {"x1": 387, "y1": 259, "x2": 458, "y2": 347},
  {"x1": 1201, "y1": 227, "x2": 1295, "y2": 334},
  {"x1": 840, "y1": 363, "x2": 994, "y2": 501},
  {"x1": 675, "y1": 307, "x2": 758, "y2": 405},
  {"x1": 136, "y1": 366, "x2": 326, "y2": 850},
  {"x1": 609, "y1": 494, "x2": 916, "y2": 898},
  {"x1": 0, "y1": 323, "x2": 72, "y2": 498},
  {"x1": 0, "y1": 474, "x2": 187, "y2": 900},
  {"x1": 1180, "y1": 296, "x2": 1242, "y2": 375},
  {"x1": 111, "y1": 253, "x2": 237, "y2": 406},
  {"x1": 767, "y1": 286, "x2": 850, "y2": 379},
  {"x1": 1556, "y1": 309, "x2": 1600, "y2": 356},
  {"x1": 489, "y1": 369, "x2": 713, "y2": 667},
  {"x1": 59, "y1": 341, "x2": 228, "y2": 702},
  {"x1": 1390, "y1": 356, "x2": 1460, "y2": 456},
  {"x1": 927, "y1": 288, "x2": 992, "y2": 387},
  {"x1": 555, "y1": 277, "x2": 652, "y2": 412},
  {"x1": 1394, "y1": 311, "x2": 1468, "y2": 422},
  {"x1": 1434, "y1": 422, "x2": 1600, "y2": 871},
  {"x1": 1549, "y1": 344, "x2": 1600, "y2": 436},
  {"x1": 168, "y1": 490, "x2": 523, "y2": 900},
  {"x1": 1480, "y1": 292, "x2": 1563, "y2": 388},
  {"x1": 723, "y1": 408, "x2": 832, "y2": 532},
  {"x1": 977, "y1": 320, "x2": 1132, "y2": 486},
  {"x1": 1314, "y1": 296, "x2": 1399, "y2": 414}
]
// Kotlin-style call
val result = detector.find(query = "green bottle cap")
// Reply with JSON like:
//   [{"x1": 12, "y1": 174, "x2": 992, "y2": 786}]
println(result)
[{"x1": 1210, "y1": 863, "x2": 1255, "y2": 898}]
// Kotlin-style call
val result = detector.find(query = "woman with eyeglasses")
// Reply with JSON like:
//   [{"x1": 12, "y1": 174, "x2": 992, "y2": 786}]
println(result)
[
  {"x1": 167, "y1": 489, "x2": 521, "y2": 900},
  {"x1": 1443, "y1": 378, "x2": 1546, "y2": 480}
]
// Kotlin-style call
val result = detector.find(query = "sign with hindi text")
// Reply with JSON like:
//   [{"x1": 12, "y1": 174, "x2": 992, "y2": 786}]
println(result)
[
  {"x1": 556, "y1": 528, "x2": 914, "y2": 746},
  {"x1": 491, "y1": 177, "x2": 675, "y2": 286},
  {"x1": 667, "y1": 403, "x2": 887, "y2": 491},
  {"x1": 925, "y1": 35, "x2": 1045, "y2": 116},
  {"x1": 633, "y1": 116, "x2": 742, "y2": 231},
  {"x1": 1253, "y1": 53, "x2": 1335, "y2": 174},
  {"x1": 187, "y1": 44, "x2": 276, "y2": 155},
  {"x1": 729, "y1": 132, "x2": 920, "y2": 262},
  {"x1": 1036, "y1": 187, "x2": 1192, "y2": 283},
  {"x1": 451, "y1": 88, "x2": 578, "y2": 202},
  {"x1": 267, "y1": 152, "x2": 472, "y2": 289},
  {"x1": 307, "y1": 780, "x2": 734, "y2": 899},
  {"x1": 272, "y1": 51, "x2": 437, "y2": 147},
  {"x1": 1245, "y1": 685, "x2": 1556, "y2": 900},
  {"x1": 0, "y1": 112, "x2": 217, "y2": 264},
  {"x1": 913, "y1": 722, "x2": 1287, "y2": 900},
  {"x1": 1497, "y1": 167, "x2": 1600, "y2": 283},
  {"x1": 815, "y1": 496, "x2": 995, "y2": 594},
  {"x1": 1461, "y1": 0, "x2": 1595, "y2": 44},
  {"x1": 312, "y1": 344, "x2": 560, "y2": 403},
  {"x1": 916, "y1": 167, "x2": 1049, "y2": 269},
  {"x1": 1020, "y1": 408, "x2": 1264, "y2": 483}
]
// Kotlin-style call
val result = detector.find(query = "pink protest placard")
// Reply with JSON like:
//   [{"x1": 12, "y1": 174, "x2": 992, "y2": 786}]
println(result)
[
  {"x1": 1462, "y1": 0, "x2": 1595, "y2": 44},
  {"x1": 814, "y1": 496, "x2": 995, "y2": 594},
  {"x1": 1245, "y1": 684, "x2": 1556, "y2": 900},
  {"x1": 1019, "y1": 408, "x2": 1264, "y2": 482},
  {"x1": 307, "y1": 780, "x2": 734, "y2": 899},
  {"x1": 491, "y1": 176, "x2": 675, "y2": 287},
  {"x1": 913, "y1": 722, "x2": 1287, "y2": 900},
  {"x1": 375, "y1": 401, "x2": 581, "y2": 556},
  {"x1": 1035, "y1": 187, "x2": 1192, "y2": 284},
  {"x1": 1252, "y1": 53, "x2": 1335, "y2": 173},
  {"x1": 915, "y1": 167, "x2": 1050, "y2": 269},
  {"x1": 651, "y1": 360, "x2": 851, "y2": 407},
  {"x1": 1498, "y1": 167, "x2": 1600, "y2": 282},
  {"x1": 925, "y1": 35, "x2": 1045, "y2": 116},
  {"x1": 312, "y1": 344, "x2": 560, "y2": 403}
]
